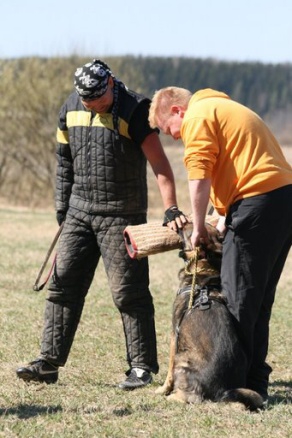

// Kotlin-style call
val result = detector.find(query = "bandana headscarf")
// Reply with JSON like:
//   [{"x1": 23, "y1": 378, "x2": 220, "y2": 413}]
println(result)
[{"x1": 74, "y1": 59, "x2": 111, "y2": 99}]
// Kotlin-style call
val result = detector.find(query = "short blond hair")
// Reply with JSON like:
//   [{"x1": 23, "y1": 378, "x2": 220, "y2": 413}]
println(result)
[{"x1": 149, "y1": 87, "x2": 192, "y2": 128}]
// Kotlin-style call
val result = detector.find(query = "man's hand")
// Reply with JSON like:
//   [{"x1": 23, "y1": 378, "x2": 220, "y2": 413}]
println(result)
[
  {"x1": 190, "y1": 223, "x2": 209, "y2": 249},
  {"x1": 163, "y1": 205, "x2": 188, "y2": 231}
]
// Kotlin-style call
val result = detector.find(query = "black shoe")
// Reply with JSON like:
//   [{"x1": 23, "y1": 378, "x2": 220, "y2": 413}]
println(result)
[
  {"x1": 118, "y1": 368, "x2": 152, "y2": 390},
  {"x1": 16, "y1": 359, "x2": 59, "y2": 384}
]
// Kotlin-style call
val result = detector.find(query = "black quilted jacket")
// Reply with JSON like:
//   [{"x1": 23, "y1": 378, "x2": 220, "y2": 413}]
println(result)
[{"x1": 55, "y1": 88, "x2": 151, "y2": 215}]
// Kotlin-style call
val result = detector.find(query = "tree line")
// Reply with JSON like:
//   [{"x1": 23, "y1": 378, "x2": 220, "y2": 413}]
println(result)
[{"x1": 0, "y1": 55, "x2": 291, "y2": 207}]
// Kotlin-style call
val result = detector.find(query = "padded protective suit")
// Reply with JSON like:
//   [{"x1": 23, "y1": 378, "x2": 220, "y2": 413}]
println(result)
[{"x1": 39, "y1": 87, "x2": 159, "y2": 374}]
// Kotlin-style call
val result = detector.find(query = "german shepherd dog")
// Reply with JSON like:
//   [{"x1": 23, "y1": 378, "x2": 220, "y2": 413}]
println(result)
[{"x1": 156, "y1": 222, "x2": 264, "y2": 411}]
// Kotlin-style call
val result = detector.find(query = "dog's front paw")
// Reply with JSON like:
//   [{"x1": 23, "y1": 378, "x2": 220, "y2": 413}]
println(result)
[
  {"x1": 155, "y1": 383, "x2": 172, "y2": 395},
  {"x1": 166, "y1": 393, "x2": 184, "y2": 403}
]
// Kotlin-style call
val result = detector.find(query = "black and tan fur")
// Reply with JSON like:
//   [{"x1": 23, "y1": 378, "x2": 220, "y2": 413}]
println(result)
[{"x1": 157, "y1": 222, "x2": 264, "y2": 411}]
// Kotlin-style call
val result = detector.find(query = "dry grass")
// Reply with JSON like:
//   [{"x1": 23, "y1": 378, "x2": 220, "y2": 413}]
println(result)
[{"x1": 0, "y1": 145, "x2": 291, "y2": 437}]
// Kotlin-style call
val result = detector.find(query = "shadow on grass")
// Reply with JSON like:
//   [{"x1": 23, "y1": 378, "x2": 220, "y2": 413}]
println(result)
[
  {"x1": 269, "y1": 379, "x2": 292, "y2": 406},
  {"x1": 0, "y1": 404, "x2": 62, "y2": 419}
]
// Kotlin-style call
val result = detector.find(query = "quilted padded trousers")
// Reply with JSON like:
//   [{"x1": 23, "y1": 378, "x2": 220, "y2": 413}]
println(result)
[
  {"x1": 40, "y1": 207, "x2": 159, "y2": 374},
  {"x1": 221, "y1": 185, "x2": 292, "y2": 398}
]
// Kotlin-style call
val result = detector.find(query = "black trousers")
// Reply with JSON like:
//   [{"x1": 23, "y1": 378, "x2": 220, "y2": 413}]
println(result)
[
  {"x1": 221, "y1": 185, "x2": 292, "y2": 397},
  {"x1": 40, "y1": 207, "x2": 159, "y2": 374}
]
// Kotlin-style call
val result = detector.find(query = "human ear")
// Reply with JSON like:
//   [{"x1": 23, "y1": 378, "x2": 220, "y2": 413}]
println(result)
[
  {"x1": 171, "y1": 105, "x2": 185, "y2": 117},
  {"x1": 171, "y1": 105, "x2": 180, "y2": 114}
]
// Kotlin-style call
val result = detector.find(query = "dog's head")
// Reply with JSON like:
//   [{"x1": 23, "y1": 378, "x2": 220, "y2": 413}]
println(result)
[{"x1": 178, "y1": 222, "x2": 223, "y2": 286}]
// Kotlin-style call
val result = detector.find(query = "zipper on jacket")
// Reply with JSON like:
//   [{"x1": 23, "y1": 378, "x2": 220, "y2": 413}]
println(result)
[{"x1": 87, "y1": 112, "x2": 94, "y2": 212}]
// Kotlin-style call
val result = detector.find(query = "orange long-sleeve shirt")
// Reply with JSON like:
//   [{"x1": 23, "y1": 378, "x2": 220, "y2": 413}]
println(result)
[{"x1": 182, "y1": 89, "x2": 292, "y2": 215}]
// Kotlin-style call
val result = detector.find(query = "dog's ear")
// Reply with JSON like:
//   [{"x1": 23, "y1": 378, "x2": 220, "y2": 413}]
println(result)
[
  {"x1": 202, "y1": 224, "x2": 223, "y2": 271},
  {"x1": 205, "y1": 224, "x2": 223, "y2": 253},
  {"x1": 179, "y1": 223, "x2": 193, "y2": 251}
]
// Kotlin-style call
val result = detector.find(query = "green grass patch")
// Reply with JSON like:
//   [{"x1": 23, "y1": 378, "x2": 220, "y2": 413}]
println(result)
[{"x1": 0, "y1": 208, "x2": 291, "y2": 437}]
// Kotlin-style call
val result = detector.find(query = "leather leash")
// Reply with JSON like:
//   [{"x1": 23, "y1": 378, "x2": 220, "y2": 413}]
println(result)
[{"x1": 33, "y1": 223, "x2": 64, "y2": 291}]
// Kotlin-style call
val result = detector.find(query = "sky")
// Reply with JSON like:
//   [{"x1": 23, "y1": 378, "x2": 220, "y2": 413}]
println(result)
[{"x1": 1, "y1": 0, "x2": 292, "y2": 64}]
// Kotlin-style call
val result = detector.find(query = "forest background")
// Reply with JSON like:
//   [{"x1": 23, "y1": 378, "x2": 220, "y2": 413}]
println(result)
[{"x1": 0, "y1": 55, "x2": 291, "y2": 208}]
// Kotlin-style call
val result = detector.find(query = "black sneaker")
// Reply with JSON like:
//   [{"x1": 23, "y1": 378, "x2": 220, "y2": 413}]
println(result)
[
  {"x1": 118, "y1": 368, "x2": 152, "y2": 390},
  {"x1": 16, "y1": 359, "x2": 59, "y2": 384}
]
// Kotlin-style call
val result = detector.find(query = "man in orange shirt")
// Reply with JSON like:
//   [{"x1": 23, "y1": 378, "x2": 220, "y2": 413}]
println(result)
[{"x1": 149, "y1": 86, "x2": 292, "y2": 405}]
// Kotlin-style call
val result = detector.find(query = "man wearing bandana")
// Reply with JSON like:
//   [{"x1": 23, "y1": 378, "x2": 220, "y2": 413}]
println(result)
[{"x1": 16, "y1": 60, "x2": 187, "y2": 390}]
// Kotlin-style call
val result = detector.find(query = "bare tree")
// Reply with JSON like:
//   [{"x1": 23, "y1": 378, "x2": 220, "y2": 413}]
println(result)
[{"x1": 0, "y1": 57, "x2": 74, "y2": 206}]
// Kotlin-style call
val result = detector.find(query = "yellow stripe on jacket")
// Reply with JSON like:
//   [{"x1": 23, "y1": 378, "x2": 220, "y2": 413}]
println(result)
[{"x1": 56, "y1": 111, "x2": 130, "y2": 144}]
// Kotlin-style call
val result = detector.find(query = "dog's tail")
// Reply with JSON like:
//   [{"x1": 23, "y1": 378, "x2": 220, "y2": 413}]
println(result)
[{"x1": 220, "y1": 388, "x2": 264, "y2": 411}]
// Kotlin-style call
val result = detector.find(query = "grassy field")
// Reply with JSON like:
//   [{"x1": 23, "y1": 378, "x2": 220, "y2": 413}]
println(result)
[{"x1": 0, "y1": 144, "x2": 291, "y2": 437}]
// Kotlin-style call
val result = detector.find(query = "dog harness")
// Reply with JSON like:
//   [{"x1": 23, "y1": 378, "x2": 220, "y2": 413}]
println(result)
[
  {"x1": 175, "y1": 280, "x2": 223, "y2": 353},
  {"x1": 177, "y1": 279, "x2": 222, "y2": 310}
]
